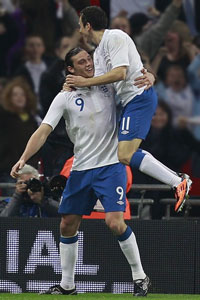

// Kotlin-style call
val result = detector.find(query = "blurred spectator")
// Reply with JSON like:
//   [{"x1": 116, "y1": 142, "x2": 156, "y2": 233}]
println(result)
[
  {"x1": 186, "y1": 36, "x2": 200, "y2": 95},
  {"x1": 131, "y1": 0, "x2": 183, "y2": 62},
  {"x1": 14, "y1": 35, "x2": 54, "y2": 99},
  {"x1": 182, "y1": 0, "x2": 200, "y2": 36},
  {"x1": 20, "y1": 0, "x2": 79, "y2": 55},
  {"x1": 0, "y1": 164, "x2": 59, "y2": 217},
  {"x1": 0, "y1": 0, "x2": 16, "y2": 13},
  {"x1": 110, "y1": 15, "x2": 131, "y2": 36},
  {"x1": 130, "y1": 101, "x2": 200, "y2": 219},
  {"x1": 155, "y1": 64, "x2": 196, "y2": 126},
  {"x1": 155, "y1": 0, "x2": 200, "y2": 36},
  {"x1": 129, "y1": 13, "x2": 152, "y2": 38},
  {"x1": 0, "y1": 77, "x2": 7, "y2": 101},
  {"x1": 0, "y1": 2, "x2": 19, "y2": 76},
  {"x1": 6, "y1": 0, "x2": 26, "y2": 75},
  {"x1": 142, "y1": 101, "x2": 200, "y2": 171},
  {"x1": 110, "y1": 0, "x2": 155, "y2": 19},
  {"x1": 69, "y1": 0, "x2": 90, "y2": 13},
  {"x1": 0, "y1": 77, "x2": 39, "y2": 183},
  {"x1": 153, "y1": 20, "x2": 192, "y2": 79}
]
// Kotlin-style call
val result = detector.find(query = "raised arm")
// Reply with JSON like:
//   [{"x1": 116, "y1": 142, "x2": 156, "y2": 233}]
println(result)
[{"x1": 10, "y1": 124, "x2": 52, "y2": 178}]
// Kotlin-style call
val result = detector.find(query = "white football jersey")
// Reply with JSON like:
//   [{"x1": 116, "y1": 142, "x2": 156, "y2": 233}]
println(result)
[
  {"x1": 42, "y1": 85, "x2": 119, "y2": 171},
  {"x1": 94, "y1": 29, "x2": 145, "y2": 107}
]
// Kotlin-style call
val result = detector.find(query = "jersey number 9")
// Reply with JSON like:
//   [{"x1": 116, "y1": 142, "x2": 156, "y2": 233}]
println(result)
[{"x1": 75, "y1": 98, "x2": 84, "y2": 111}]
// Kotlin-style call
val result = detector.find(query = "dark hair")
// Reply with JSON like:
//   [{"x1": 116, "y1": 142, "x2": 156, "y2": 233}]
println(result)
[
  {"x1": 64, "y1": 47, "x2": 84, "y2": 68},
  {"x1": 80, "y1": 6, "x2": 108, "y2": 30},
  {"x1": 164, "y1": 64, "x2": 187, "y2": 81},
  {"x1": 129, "y1": 13, "x2": 149, "y2": 36}
]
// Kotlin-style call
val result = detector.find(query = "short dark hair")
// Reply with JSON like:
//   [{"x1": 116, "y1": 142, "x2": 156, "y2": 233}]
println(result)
[
  {"x1": 64, "y1": 47, "x2": 84, "y2": 68},
  {"x1": 80, "y1": 6, "x2": 108, "y2": 31}
]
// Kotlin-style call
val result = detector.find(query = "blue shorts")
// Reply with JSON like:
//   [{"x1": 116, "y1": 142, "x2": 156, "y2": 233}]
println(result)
[
  {"x1": 59, "y1": 163, "x2": 127, "y2": 215},
  {"x1": 118, "y1": 87, "x2": 158, "y2": 141}
]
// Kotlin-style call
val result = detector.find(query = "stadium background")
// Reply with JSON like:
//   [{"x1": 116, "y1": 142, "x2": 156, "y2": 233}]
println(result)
[
  {"x1": 0, "y1": 218, "x2": 199, "y2": 294},
  {"x1": 0, "y1": 0, "x2": 200, "y2": 296}
]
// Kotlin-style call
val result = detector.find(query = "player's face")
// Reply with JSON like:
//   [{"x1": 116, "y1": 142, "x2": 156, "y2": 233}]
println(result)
[
  {"x1": 79, "y1": 16, "x2": 92, "y2": 43},
  {"x1": 71, "y1": 50, "x2": 94, "y2": 78}
]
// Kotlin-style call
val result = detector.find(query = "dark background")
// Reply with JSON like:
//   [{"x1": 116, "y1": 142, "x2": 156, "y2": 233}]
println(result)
[{"x1": 0, "y1": 218, "x2": 198, "y2": 294}]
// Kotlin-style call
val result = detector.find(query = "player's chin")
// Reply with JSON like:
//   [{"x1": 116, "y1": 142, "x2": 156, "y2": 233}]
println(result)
[{"x1": 84, "y1": 71, "x2": 94, "y2": 78}]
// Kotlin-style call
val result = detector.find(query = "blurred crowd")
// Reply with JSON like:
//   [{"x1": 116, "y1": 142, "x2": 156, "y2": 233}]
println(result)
[{"x1": 0, "y1": 0, "x2": 200, "y2": 219}]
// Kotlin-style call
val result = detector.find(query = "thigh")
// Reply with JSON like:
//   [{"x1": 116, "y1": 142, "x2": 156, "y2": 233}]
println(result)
[
  {"x1": 118, "y1": 87, "x2": 158, "y2": 141},
  {"x1": 59, "y1": 170, "x2": 98, "y2": 216},
  {"x1": 93, "y1": 163, "x2": 127, "y2": 213}
]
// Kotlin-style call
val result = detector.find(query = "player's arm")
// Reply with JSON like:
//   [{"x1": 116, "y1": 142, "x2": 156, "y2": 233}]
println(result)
[
  {"x1": 66, "y1": 66, "x2": 127, "y2": 87},
  {"x1": 65, "y1": 68, "x2": 155, "y2": 90},
  {"x1": 67, "y1": 33, "x2": 129, "y2": 87},
  {"x1": 10, "y1": 124, "x2": 52, "y2": 178}
]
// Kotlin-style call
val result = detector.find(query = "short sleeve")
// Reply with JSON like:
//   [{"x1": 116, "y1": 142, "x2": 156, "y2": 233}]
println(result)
[
  {"x1": 107, "y1": 32, "x2": 130, "y2": 69},
  {"x1": 42, "y1": 92, "x2": 66, "y2": 130}
]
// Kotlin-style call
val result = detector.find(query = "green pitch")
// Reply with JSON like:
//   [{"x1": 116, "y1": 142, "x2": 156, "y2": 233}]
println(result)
[{"x1": 0, "y1": 294, "x2": 200, "y2": 300}]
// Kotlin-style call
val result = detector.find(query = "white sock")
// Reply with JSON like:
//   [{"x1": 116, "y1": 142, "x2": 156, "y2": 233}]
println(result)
[
  {"x1": 60, "y1": 241, "x2": 78, "y2": 290},
  {"x1": 119, "y1": 232, "x2": 146, "y2": 281},
  {"x1": 139, "y1": 152, "x2": 181, "y2": 187},
  {"x1": 141, "y1": 150, "x2": 178, "y2": 176}
]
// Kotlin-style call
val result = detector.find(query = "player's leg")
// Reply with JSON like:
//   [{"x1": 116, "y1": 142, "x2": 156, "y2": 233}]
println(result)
[
  {"x1": 93, "y1": 163, "x2": 150, "y2": 296},
  {"x1": 105, "y1": 211, "x2": 146, "y2": 280},
  {"x1": 118, "y1": 88, "x2": 192, "y2": 211},
  {"x1": 40, "y1": 169, "x2": 96, "y2": 295},
  {"x1": 59, "y1": 214, "x2": 82, "y2": 292},
  {"x1": 40, "y1": 214, "x2": 81, "y2": 295},
  {"x1": 105, "y1": 212, "x2": 150, "y2": 296},
  {"x1": 118, "y1": 140, "x2": 183, "y2": 187}
]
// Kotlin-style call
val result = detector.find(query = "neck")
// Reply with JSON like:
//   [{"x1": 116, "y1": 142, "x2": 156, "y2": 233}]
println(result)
[{"x1": 92, "y1": 30, "x2": 105, "y2": 46}]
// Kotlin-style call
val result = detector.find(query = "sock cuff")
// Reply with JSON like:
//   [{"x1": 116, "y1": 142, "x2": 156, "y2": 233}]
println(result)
[
  {"x1": 130, "y1": 150, "x2": 145, "y2": 169},
  {"x1": 117, "y1": 226, "x2": 132, "y2": 242},
  {"x1": 60, "y1": 234, "x2": 78, "y2": 244}
]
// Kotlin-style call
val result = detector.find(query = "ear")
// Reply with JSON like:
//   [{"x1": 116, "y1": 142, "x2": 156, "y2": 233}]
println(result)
[
  {"x1": 67, "y1": 66, "x2": 75, "y2": 74},
  {"x1": 86, "y1": 22, "x2": 92, "y2": 32}
]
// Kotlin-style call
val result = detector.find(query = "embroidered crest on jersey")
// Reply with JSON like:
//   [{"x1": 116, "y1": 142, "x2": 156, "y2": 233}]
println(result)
[{"x1": 100, "y1": 85, "x2": 111, "y2": 97}]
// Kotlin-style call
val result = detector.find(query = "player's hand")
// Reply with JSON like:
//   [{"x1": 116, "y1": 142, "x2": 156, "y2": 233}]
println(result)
[
  {"x1": 10, "y1": 160, "x2": 26, "y2": 178},
  {"x1": 66, "y1": 75, "x2": 87, "y2": 87},
  {"x1": 134, "y1": 69, "x2": 155, "y2": 90},
  {"x1": 62, "y1": 81, "x2": 73, "y2": 92}
]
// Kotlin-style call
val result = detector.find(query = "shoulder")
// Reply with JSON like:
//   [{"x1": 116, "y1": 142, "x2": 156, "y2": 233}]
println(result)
[
  {"x1": 106, "y1": 29, "x2": 128, "y2": 40},
  {"x1": 54, "y1": 91, "x2": 72, "y2": 102},
  {"x1": 52, "y1": 90, "x2": 78, "y2": 107},
  {"x1": 104, "y1": 29, "x2": 129, "y2": 48}
]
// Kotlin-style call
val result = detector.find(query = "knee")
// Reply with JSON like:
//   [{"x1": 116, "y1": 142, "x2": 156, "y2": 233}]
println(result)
[
  {"x1": 60, "y1": 216, "x2": 80, "y2": 237},
  {"x1": 105, "y1": 218, "x2": 126, "y2": 236}
]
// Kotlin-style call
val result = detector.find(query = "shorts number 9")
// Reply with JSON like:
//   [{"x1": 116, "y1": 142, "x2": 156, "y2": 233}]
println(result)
[{"x1": 116, "y1": 186, "x2": 124, "y2": 200}]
